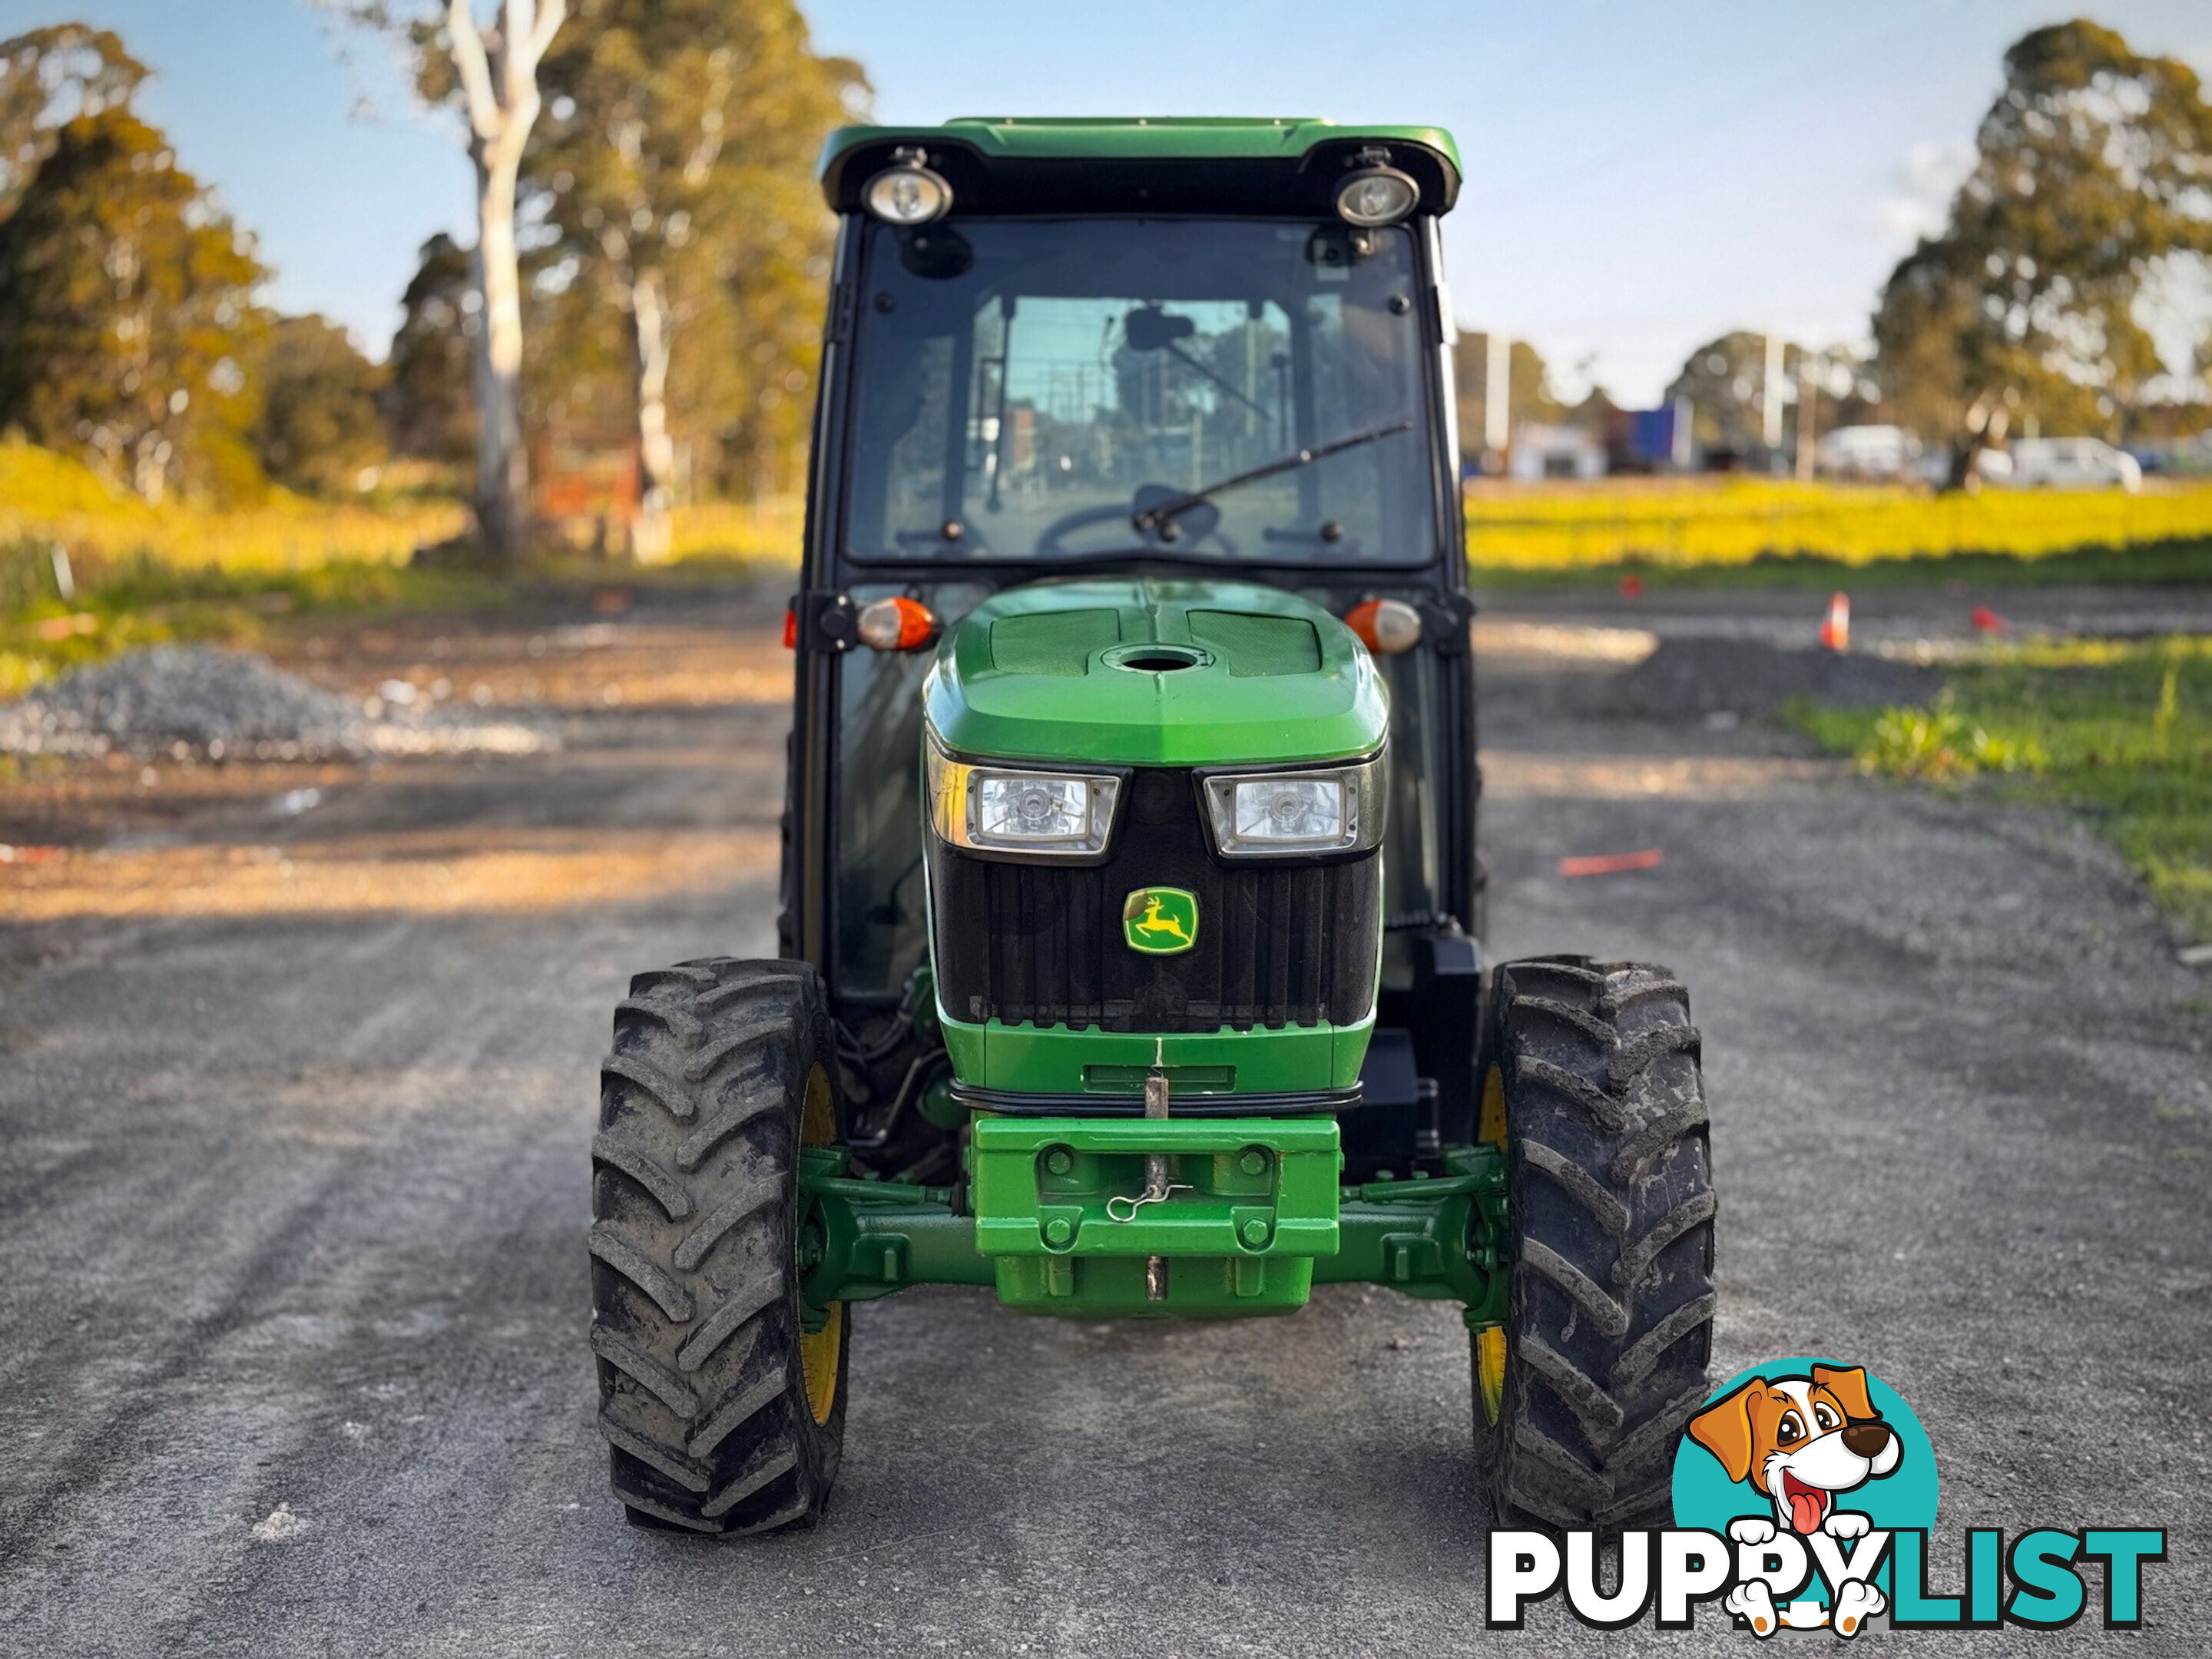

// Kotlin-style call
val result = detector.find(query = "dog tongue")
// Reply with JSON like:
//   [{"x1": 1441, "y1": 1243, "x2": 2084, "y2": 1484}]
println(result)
[{"x1": 1785, "y1": 1481, "x2": 1825, "y2": 1534}]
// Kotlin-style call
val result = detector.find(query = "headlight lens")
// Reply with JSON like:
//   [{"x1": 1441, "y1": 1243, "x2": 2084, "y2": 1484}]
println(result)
[
  {"x1": 978, "y1": 774, "x2": 1091, "y2": 841},
  {"x1": 928, "y1": 743, "x2": 1119, "y2": 856},
  {"x1": 1202, "y1": 757, "x2": 1384, "y2": 857},
  {"x1": 864, "y1": 164, "x2": 952, "y2": 225}
]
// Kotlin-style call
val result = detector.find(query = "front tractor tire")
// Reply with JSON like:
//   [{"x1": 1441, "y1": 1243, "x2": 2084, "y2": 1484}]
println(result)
[
  {"x1": 588, "y1": 958, "x2": 849, "y2": 1535},
  {"x1": 1476, "y1": 957, "x2": 1716, "y2": 1531}
]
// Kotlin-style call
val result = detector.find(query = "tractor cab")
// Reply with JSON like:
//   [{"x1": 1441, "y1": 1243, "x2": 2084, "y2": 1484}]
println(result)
[{"x1": 790, "y1": 119, "x2": 1483, "y2": 1183}]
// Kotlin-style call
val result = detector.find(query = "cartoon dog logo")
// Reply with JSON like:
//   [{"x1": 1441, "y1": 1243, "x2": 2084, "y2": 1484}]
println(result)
[{"x1": 1687, "y1": 1363, "x2": 1903, "y2": 1636}]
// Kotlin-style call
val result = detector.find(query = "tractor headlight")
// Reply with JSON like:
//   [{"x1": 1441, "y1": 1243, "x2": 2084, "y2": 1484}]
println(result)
[
  {"x1": 1201, "y1": 756, "x2": 1385, "y2": 857},
  {"x1": 927, "y1": 741, "x2": 1120, "y2": 857}
]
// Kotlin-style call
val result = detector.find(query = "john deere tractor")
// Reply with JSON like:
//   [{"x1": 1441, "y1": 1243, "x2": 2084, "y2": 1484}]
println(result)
[{"x1": 588, "y1": 119, "x2": 1716, "y2": 1537}]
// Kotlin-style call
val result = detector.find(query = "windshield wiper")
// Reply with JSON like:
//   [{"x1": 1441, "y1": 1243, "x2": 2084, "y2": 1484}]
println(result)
[{"x1": 1131, "y1": 419, "x2": 1414, "y2": 535}]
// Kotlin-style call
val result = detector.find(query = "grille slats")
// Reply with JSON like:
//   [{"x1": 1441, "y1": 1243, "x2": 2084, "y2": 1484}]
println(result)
[{"x1": 931, "y1": 769, "x2": 1379, "y2": 1034}]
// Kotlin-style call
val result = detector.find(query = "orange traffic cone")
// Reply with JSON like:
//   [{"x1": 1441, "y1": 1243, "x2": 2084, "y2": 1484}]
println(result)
[{"x1": 1818, "y1": 591, "x2": 1850, "y2": 652}]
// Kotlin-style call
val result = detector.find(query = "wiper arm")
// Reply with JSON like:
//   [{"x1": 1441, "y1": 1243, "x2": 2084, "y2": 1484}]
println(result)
[{"x1": 1131, "y1": 419, "x2": 1413, "y2": 535}]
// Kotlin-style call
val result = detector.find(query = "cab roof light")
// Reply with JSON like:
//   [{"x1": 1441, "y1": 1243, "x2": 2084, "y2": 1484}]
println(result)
[
  {"x1": 864, "y1": 147, "x2": 952, "y2": 225},
  {"x1": 1335, "y1": 147, "x2": 1419, "y2": 227}
]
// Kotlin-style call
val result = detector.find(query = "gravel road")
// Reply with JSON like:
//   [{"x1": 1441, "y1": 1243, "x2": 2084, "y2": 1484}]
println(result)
[{"x1": 2, "y1": 588, "x2": 2206, "y2": 1655}]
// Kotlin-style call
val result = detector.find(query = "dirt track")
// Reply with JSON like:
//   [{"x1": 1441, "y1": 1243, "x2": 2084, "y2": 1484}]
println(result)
[{"x1": 2, "y1": 584, "x2": 2207, "y2": 1654}]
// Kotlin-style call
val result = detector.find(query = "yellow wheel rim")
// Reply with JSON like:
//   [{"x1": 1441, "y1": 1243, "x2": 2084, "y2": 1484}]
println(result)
[
  {"x1": 796, "y1": 1062, "x2": 841, "y2": 1425},
  {"x1": 1475, "y1": 1062, "x2": 1508, "y2": 1428},
  {"x1": 1479, "y1": 1062, "x2": 1508, "y2": 1150},
  {"x1": 1476, "y1": 1326, "x2": 1506, "y2": 1427},
  {"x1": 800, "y1": 1304, "x2": 843, "y2": 1426}
]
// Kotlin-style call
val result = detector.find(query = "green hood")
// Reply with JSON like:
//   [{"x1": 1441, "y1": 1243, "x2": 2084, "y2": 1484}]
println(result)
[{"x1": 923, "y1": 578, "x2": 1388, "y2": 767}]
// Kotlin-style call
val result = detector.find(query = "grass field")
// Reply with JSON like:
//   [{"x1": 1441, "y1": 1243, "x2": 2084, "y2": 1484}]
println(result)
[
  {"x1": 1790, "y1": 636, "x2": 2212, "y2": 943},
  {"x1": 1463, "y1": 475, "x2": 2212, "y2": 575},
  {"x1": 0, "y1": 444, "x2": 801, "y2": 696}
]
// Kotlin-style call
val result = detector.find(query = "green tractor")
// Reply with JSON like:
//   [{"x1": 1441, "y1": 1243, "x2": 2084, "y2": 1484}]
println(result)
[{"x1": 588, "y1": 119, "x2": 1716, "y2": 1537}]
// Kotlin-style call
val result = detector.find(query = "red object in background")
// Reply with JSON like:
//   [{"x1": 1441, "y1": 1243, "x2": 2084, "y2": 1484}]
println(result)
[
  {"x1": 1972, "y1": 605, "x2": 2006, "y2": 633},
  {"x1": 1818, "y1": 591, "x2": 1850, "y2": 652},
  {"x1": 1558, "y1": 848, "x2": 1665, "y2": 877},
  {"x1": 782, "y1": 608, "x2": 797, "y2": 649},
  {"x1": 1619, "y1": 574, "x2": 1644, "y2": 598}
]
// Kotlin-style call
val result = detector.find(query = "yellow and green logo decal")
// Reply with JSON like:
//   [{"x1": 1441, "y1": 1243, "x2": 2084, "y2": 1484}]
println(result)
[{"x1": 1122, "y1": 886, "x2": 1198, "y2": 955}]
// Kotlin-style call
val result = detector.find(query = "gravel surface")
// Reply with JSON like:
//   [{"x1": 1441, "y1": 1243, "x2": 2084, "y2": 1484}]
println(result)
[
  {"x1": 0, "y1": 591, "x2": 2206, "y2": 1654},
  {"x1": 1600, "y1": 637, "x2": 1945, "y2": 717},
  {"x1": 0, "y1": 645, "x2": 554, "y2": 760}
]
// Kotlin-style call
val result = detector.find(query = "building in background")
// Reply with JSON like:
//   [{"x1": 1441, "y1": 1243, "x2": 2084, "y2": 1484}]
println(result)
[{"x1": 1508, "y1": 422, "x2": 1605, "y2": 480}]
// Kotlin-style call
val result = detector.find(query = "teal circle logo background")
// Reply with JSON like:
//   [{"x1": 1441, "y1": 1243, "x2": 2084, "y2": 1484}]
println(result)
[{"x1": 1671, "y1": 1357, "x2": 1939, "y2": 1604}]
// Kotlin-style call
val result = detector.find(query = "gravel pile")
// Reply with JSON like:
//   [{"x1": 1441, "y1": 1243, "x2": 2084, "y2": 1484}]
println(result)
[
  {"x1": 0, "y1": 645, "x2": 555, "y2": 760},
  {"x1": 1599, "y1": 637, "x2": 1945, "y2": 719}
]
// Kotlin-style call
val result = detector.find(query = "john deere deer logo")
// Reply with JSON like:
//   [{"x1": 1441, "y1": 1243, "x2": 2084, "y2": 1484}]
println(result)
[{"x1": 1123, "y1": 886, "x2": 1198, "y2": 955}]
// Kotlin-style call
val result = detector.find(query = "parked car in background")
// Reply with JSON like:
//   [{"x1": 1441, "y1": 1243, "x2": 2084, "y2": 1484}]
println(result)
[
  {"x1": 1816, "y1": 423, "x2": 1922, "y2": 481},
  {"x1": 2004, "y1": 436, "x2": 2142, "y2": 492}
]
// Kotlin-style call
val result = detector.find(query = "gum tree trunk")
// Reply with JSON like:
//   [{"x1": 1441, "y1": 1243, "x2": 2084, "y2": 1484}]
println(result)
[
  {"x1": 445, "y1": 0, "x2": 565, "y2": 562},
  {"x1": 469, "y1": 135, "x2": 530, "y2": 558},
  {"x1": 629, "y1": 266, "x2": 674, "y2": 562}
]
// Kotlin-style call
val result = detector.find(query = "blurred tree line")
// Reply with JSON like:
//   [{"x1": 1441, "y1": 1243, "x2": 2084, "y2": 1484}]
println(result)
[
  {"x1": 0, "y1": 5, "x2": 858, "y2": 548},
  {"x1": 0, "y1": 26, "x2": 280, "y2": 502},
  {"x1": 4, "y1": 13, "x2": 2204, "y2": 523},
  {"x1": 1465, "y1": 18, "x2": 2211, "y2": 482}
]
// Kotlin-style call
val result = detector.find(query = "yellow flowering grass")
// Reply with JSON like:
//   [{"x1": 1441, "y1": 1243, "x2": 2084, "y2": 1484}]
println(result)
[
  {"x1": 11, "y1": 440, "x2": 2212, "y2": 583},
  {"x1": 1464, "y1": 476, "x2": 2212, "y2": 571},
  {"x1": 0, "y1": 440, "x2": 467, "y2": 571}
]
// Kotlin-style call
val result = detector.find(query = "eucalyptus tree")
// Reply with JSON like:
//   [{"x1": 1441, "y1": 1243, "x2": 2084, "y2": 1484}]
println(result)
[
  {"x1": 530, "y1": 0, "x2": 862, "y2": 555},
  {"x1": 0, "y1": 23, "x2": 147, "y2": 220},
  {"x1": 1873, "y1": 20, "x2": 2212, "y2": 485},
  {"x1": 326, "y1": 1, "x2": 566, "y2": 558},
  {"x1": 0, "y1": 108, "x2": 267, "y2": 501}
]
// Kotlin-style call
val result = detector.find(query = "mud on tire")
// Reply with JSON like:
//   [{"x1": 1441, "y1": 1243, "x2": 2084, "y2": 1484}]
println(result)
[
  {"x1": 1476, "y1": 955, "x2": 1716, "y2": 1531},
  {"x1": 588, "y1": 957, "x2": 849, "y2": 1535}
]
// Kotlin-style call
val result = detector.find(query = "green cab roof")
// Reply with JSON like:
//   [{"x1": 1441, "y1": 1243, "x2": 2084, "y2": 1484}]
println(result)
[{"x1": 820, "y1": 118, "x2": 1461, "y2": 220}]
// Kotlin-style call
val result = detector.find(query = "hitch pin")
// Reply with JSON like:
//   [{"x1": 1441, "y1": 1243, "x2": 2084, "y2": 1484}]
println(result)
[
  {"x1": 1107, "y1": 1048, "x2": 1181, "y2": 1303},
  {"x1": 1107, "y1": 1063, "x2": 1191, "y2": 1222}
]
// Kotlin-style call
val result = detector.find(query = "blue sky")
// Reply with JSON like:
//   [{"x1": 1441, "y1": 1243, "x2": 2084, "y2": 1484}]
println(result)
[{"x1": 5, "y1": 0, "x2": 2209, "y2": 403}]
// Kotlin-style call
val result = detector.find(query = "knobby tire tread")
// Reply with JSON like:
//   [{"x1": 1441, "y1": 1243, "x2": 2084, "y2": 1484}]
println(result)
[
  {"x1": 1480, "y1": 955, "x2": 1717, "y2": 1532},
  {"x1": 589, "y1": 956, "x2": 849, "y2": 1536}
]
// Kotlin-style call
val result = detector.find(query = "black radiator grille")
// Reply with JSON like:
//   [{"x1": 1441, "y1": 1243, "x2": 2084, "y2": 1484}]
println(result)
[{"x1": 929, "y1": 769, "x2": 1380, "y2": 1033}]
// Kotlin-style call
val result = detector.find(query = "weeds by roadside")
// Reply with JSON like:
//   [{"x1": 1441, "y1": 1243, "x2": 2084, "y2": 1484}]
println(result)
[{"x1": 1789, "y1": 637, "x2": 2212, "y2": 939}]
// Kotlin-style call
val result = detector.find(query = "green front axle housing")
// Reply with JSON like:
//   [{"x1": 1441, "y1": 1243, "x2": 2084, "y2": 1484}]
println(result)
[{"x1": 796, "y1": 1122, "x2": 1508, "y2": 1326}]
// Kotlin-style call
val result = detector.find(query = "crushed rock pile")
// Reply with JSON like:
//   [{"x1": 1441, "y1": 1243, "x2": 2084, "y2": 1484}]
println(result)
[
  {"x1": 0, "y1": 645, "x2": 556, "y2": 760},
  {"x1": 1598, "y1": 637, "x2": 1945, "y2": 720}
]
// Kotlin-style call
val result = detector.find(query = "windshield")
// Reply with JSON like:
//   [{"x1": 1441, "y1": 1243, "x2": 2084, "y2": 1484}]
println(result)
[{"x1": 843, "y1": 218, "x2": 1439, "y2": 565}]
